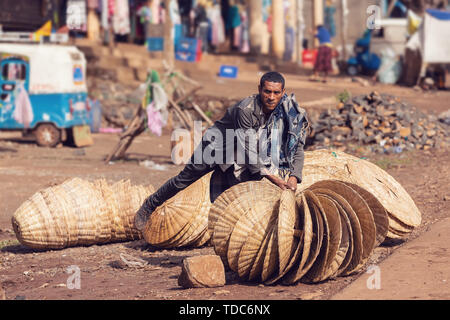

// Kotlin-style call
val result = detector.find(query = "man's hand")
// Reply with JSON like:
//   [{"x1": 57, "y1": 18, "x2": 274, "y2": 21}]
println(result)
[
  {"x1": 264, "y1": 173, "x2": 297, "y2": 191},
  {"x1": 286, "y1": 176, "x2": 298, "y2": 191}
]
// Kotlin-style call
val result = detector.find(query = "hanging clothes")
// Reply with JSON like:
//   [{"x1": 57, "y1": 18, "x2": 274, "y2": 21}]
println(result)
[
  {"x1": 137, "y1": 5, "x2": 152, "y2": 24},
  {"x1": 108, "y1": 0, "x2": 115, "y2": 16},
  {"x1": 196, "y1": 21, "x2": 210, "y2": 52},
  {"x1": 324, "y1": 5, "x2": 336, "y2": 38},
  {"x1": 12, "y1": 82, "x2": 33, "y2": 129},
  {"x1": 146, "y1": 102, "x2": 164, "y2": 136},
  {"x1": 284, "y1": 26, "x2": 295, "y2": 60},
  {"x1": 226, "y1": 5, "x2": 241, "y2": 31},
  {"x1": 206, "y1": 3, "x2": 225, "y2": 46},
  {"x1": 239, "y1": 9, "x2": 249, "y2": 53},
  {"x1": 262, "y1": 0, "x2": 272, "y2": 23},
  {"x1": 233, "y1": 25, "x2": 241, "y2": 48},
  {"x1": 101, "y1": 0, "x2": 109, "y2": 29},
  {"x1": 169, "y1": 0, "x2": 181, "y2": 25},
  {"x1": 194, "y1": 3, "x2": 209, "y2": 52},
  {"x1": 113, "y1": 0, "x2": 131, "y2": 35},
  {"x1": 106, "y1": 0, "x2": 115, "y2": 27},
  {"x1": 143, "y1": 70, "x2": 167, "y2": 137},
  {"x1": 151, "y1": 0, "x2": 162, "y2": 24},
  {"x1": 194, "y1": 3, "x2": 208, "y2": 29},
  {"x1": 169, "y1": 0, "x2": 182, "y2": 46},
  {"x1": 67, "y1": 0, "x2": 87, "y2": 31}
]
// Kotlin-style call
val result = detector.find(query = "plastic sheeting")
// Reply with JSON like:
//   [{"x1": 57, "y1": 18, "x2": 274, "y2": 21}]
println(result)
[
  {"x1": 378, "y1": 48, "x2": 402, "y2": 84},
  {"x1": 421, "y1": 10, "x2": 450, "y2": 63}
]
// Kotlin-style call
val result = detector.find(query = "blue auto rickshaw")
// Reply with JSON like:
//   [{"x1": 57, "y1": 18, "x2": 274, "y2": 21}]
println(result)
[{"x1": 0, "y1": 43, "x2": 93, "y2": 147}]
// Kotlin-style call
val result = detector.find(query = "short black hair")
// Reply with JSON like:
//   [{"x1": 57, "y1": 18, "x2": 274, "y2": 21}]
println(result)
[{"x1": 259, "y1": 71, "x2": 285, "y2": 89}]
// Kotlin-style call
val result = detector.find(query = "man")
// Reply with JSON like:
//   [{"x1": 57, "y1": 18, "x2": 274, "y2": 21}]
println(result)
[{"x1": 134, "y1": 71, "x2": 309, "y2": 231}]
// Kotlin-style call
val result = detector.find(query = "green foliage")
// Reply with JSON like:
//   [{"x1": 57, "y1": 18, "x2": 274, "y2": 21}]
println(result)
[
  {"x1": 204, "y1": 110, "x2": 213, "y2": 119},
  {"x1": 0, "y1": 239, "x2": 20, "y2": 249},
  {"x1": 336, "y1": 89, "x2": 351, "y2": 103}
]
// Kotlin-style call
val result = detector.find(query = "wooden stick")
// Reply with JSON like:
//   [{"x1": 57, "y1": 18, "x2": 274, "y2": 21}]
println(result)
[
  {"x1": 162, "y1": 60, "x2": 201, "y2": 87},
  {"x1": 168, "y1": 96, "x2": 192, "y2": 130},
  {"x1": 174, "y1": 85, "x2": 202, "y2": 105},
  {"x1": 190, "y1": 101, "x2": 213, "y2": 126},
  {"x1": 105, "y1": 106, "x2": 145, "y2": 163}
]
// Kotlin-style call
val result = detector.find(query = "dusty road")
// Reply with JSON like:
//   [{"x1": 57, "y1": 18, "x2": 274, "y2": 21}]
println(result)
[{"x1": 0, "y1": 75, "x2": 449, "y2": 300}]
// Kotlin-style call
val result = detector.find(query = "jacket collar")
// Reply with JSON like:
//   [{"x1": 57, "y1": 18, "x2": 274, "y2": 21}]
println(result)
[{"x1": 254, "y1": 94, "x2": 287, "y2": 120}]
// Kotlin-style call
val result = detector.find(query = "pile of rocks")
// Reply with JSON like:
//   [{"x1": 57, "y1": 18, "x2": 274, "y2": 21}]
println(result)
[{"x1": 309, "y1": 91, "x2": 449, "y2": 153}]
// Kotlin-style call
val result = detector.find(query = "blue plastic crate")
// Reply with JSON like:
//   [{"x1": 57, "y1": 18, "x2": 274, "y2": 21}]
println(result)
[
  {"x1": 147, "y1": 37, "x2": 164, "y2": 51},
  {"x1": 176, "y1": 37, "x2": 198, "y2": 53},
  {"x1": 175, "y1": 50, "x2": 197, "y2": 62},
  {"x1": 219, "y1": 65, "x2": 239, "y2": 78}
]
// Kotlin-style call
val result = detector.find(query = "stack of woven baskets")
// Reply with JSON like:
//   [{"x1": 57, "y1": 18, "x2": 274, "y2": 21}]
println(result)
[
  {"x1": 208, "y1": 179, "x2": 385, "y2": 284},
  {"x1": 11, "y1": 178, "x2": 154, "y2": 249},
  {"x1": 12, "y1": 150, "x2": 421, "y2": 285},
  {"x1": 205, "y1": 150, "x2": 421, "y2": 283}
]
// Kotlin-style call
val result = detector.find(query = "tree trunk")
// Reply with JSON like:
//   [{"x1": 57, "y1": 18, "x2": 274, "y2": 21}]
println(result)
[
  {"x1": 339, "y1": 0, "x2": 348, "y2": 61},
  {"x1": 272, "y1": 0, "x2": 285, "y2": 59},
  {"x1": 313, "y1": 0, "x2": 324, "y2": 48},
  {"x1": 163, "y1": 0, "x2": 174, "y2": 68},
  {"x1": 248, "y1": 0, "x2": 263, "y2": 54},
  {"x1": 296, "y1": 0, "x2": 304, "y2": 65},
  {"x1": 287, "y1": 0, "x2": 297, "y2": 62}
]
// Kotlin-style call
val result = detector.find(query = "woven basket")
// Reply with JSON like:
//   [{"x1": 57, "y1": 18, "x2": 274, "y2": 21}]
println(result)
[
  {"x1": 12, "y1": 178, "x2": 154, "y2": 249},
  {"x1": 208, "y1": 159, "x2": 420, "y2": 284},
  {"x1": 299, "y1": 149, "x2": 421, "y2": 237},
  {"x1": 142, "y1": 172, "x2": 213, "y2": 248}
]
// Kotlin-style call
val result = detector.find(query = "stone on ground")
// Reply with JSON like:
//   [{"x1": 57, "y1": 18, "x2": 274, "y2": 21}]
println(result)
[{"x1": 178, "y1": 255, "x2": 226, "y2": 288}]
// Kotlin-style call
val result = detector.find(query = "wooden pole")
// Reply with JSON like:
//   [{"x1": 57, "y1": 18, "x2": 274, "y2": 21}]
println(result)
[
  {"x1": 190, "y1": 101, "x2": 214, "y2": 126},
  {"x1": 287, "y1": 0, "x2": 297, "y2": 62},
  {"x1": 272, "y1": 0, "x2": 285, "y2": 59},
  {"x1": 167, "y1": 96, "x2": 192, "y2": 130},
  {"x1": 340, "y1": 0, "x2": 348, "y2": 61},
  {"x1": 87, "y1": 8, "x2": 100, "y2": 41},
  {"x1": 296, "y1": 0, "x2": 304, "y2": 65},
  {"x1": 313, "y1": 0, "x2": 324, "y2": 48},
  {"x1": 163, "y1": 0, "x2": 174, "y2": 69},
  {"x1": 313, "y1": 0, "x2": 324, "y2": 26},
  {"x1": 248, "y1": 0, "x2": 263, "y2": 54}
]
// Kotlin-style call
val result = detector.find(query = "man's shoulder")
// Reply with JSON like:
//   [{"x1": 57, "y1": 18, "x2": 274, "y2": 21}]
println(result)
[
  {"x1": 232, "y1": 94, "x2": 258, "y2": 112},
  {"x1": 285, "y1": 94, "x2": 308, "y2": 117}
]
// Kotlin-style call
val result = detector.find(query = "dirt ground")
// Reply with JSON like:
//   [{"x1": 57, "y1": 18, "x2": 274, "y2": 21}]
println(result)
[{"x1": 0, "y1": 73, "x2": 449, "y2": 301}]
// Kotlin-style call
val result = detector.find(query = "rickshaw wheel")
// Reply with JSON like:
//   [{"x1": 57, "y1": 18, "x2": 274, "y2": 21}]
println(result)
[{"x1": 34, "y1": 123, "x2": 61, "y2": 148}]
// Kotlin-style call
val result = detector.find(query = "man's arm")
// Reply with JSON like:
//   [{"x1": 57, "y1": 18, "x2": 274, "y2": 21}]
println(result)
[
  {"x1": 234, "y1": 107, "x2": 266, "y2": 175},
  {"x1": 287, "y1": 114, "x2": 309, "y2": 191},
  {"x1": 287, "y1": 143, "x2": 304, "y2": 191},
  {"x1": 290, "y1": 139, "x2": 305, "y2": 180}
]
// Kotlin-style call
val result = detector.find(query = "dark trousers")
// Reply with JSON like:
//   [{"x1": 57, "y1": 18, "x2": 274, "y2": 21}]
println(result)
[{"x1": 142, "y1": 142, "x2": 263, "y2": 212}]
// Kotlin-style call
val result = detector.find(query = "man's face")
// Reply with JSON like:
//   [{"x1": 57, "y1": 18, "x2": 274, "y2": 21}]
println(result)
[{"x1": 259, "y1": 81, "x2": 285, "y2": 113}]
